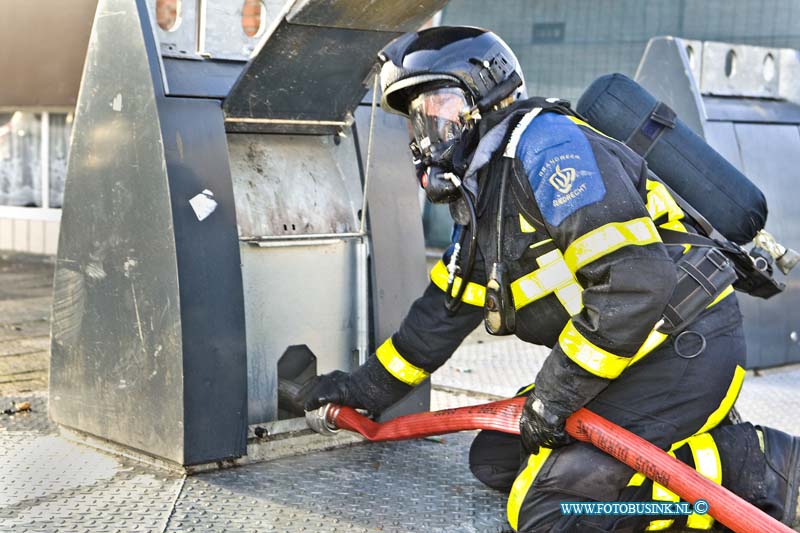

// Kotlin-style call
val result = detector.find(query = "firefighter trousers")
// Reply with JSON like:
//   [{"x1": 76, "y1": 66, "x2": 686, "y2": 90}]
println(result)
[{"x1": 469, "y1": 296, "x2": 785, "y2": 532}]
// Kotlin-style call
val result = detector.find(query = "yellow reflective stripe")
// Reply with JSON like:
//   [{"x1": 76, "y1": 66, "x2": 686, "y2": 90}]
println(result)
[
  {"x1": 516, "y1": 383, "x2": 535, "y2": 396},
  {"x1": 554, "y1": 282, "x2": 583, "y2": 316},
  {"x1": 563, "y1": 217, "x2": 661, "y2": 272},
  {"x1": 511, "y1": 249, "x2": 583, "y2": 314},
  {"x1": 646, "y1": 180, "x2": 684, "y2": 223},
  {"x1": 508, "y1": 448, "x2": 552, "y2": 531},
  {"x1": 519, "y1": 213, "x2": 537, "y2": 233},
  {"x1": 707, "y1": 285, "x2": 734, "y2": 308},
  {"x1": 566, "y1": 115, "x2": 615, "y2": 140},
  {"x1": 659, "y1": 218, "x2": 687, "y2": 233},
  {"x1": 647, "y1": 179, "x2": 693, "y2": 252},
  {"x1": 669, "y1": 365, "x2": 745, "y2": 453},
  {"x1": 529, "y1": 238, "x2": 553, "y2": 250},
  {"x1": 694, "y1": 365, "x2": 745, "y2": 435},
  {"x1": 537, "y1": 250, "x2": 583, "y2": 316},
  {"x1": 627, "y1": 471, "x2": 647, "y2": 487},
  {"x1": 653, "y1": 482, "x2": 679, "y2": 502},
  {"x1": 562, "y1": 321, "x2": 669, "y2": 379},
  {"x1": 430, "y1": 260, "x2": 485, "y2": 307},
  {"x1": 559, "y1": 321, "x2": 631, "y2": 379},
  {"x1": 685, "y1": 434, "x2": 722, "y2": 530},
  {"x1": 687, "y1": 434, "x2": 722, "y2": 484},
  {"x1": 629, "y1": 329, "x2": 669, "y2": 366},
  {"x1": 647, "y1": 451, "x2": 679, "y2": 531},
  {"x1": 375, "y1": 338, "x2": 429, "y2": 386}
]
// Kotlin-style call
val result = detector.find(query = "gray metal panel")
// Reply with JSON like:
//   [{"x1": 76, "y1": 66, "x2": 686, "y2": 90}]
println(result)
[
  {"x1": 145, "y1": 0, "x2": 200, "y2": 58},
  {"x1": 224, "y1": 120, "x2": 344, "y2": 135},
  {"x1": 51, "y1": 0, "x2": 248, "y2": 466},
  {"x1": 223, "y1": 0, "x2": 448, "y2": 131},
  {"x1": 241, "y1": 240, "x2": 361, "y2": 424},
  {"x1": 224, "y1": 23, "x2": 393, "y2": 125},
  {"x1": 700, "y1": 41, "x2": 781, "y2": 99},
  {"x1": 228, "y1": 133, "x2": 361, "y2": 238},
  {"x1": 635, "y1": 37, "x2": 707, "y2": 137},
  {"x1": 50, "y1": 0, "x2": 185, "y2": 463},
  {"x1": 778, "y1": 47, "x2": 800, "y2": 104},
  {"x1": 201, "y1": 0, "x2": 287, "y2": 60},
  {"x1": 228, "y1": 127, "x2": 364, "y2": 423},
  {"x1": 287, "y1": 0, "x2": 448, "y2": 32},
  {"x1": 354, "y1": 106, "x2": 428, "y2": 344},
  {"x1": 162, "y1": 58, "x2": 245, "y2": 99},
  {"x1": 355, "y1": 105, "x2": 430, "y2": 418},
  {"x1": 703, "y1": 96, "x2": 800, "y2": 124},
  {"x1": 702, "y1": 121, "x2": 744, "y2": 171},
  {"x1": 156, "y1": 97, "x2": 248, "y2": 464},
  {"x1": 731, "y1": 123, "x2": 800, "y2": 367}
]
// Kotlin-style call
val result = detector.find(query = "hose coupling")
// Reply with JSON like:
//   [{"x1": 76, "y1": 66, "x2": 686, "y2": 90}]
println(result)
[{"x1": 305, "y1": 403, "x2": 340, "y2": 436}]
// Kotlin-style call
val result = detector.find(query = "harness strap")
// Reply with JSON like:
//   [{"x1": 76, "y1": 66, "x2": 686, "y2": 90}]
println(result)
[{"x1": 625, "y1": 101, "x2": 677, "y2": 157}]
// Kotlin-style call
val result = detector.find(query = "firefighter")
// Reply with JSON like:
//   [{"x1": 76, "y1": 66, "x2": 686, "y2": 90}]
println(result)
[{"x1": 303, "y1": 26, "x2": 800, "y2": 532}]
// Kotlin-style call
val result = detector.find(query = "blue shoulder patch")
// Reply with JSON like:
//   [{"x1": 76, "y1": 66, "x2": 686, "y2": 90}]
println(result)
[{"x1": 515, "y1": 113, "x2": 606, "y2": 226}]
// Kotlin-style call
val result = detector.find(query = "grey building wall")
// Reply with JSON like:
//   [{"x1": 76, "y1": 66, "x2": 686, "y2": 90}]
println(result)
[{"x1": 441, "y1": 0, "x2": 800, "y2": 103}]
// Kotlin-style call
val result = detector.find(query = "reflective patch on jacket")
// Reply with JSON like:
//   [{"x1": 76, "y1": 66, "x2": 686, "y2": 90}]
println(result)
[{"x1": 515, "y1": 113, "x2": 606, "y2": 226}]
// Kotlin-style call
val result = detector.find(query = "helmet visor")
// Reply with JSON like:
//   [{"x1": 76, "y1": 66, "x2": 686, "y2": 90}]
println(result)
[{"x1": 408, "y1": 88, "x2": 469, "y2": 153}]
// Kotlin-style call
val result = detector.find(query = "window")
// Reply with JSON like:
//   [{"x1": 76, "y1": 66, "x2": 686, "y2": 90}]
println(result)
[
  {"x1": 242, "y1": 0, "x2": 266, "y2": 38},
  {"x1": 0, "y1": 111, "x2": 72, "y2": 209},
  {"x1": 532, "y1": 22, "x2": 565, "y2": 44},
  {"x1": 0, "y1": 112, "x2": 42, "y2": 207},
  {"x1": 156, "y1": 0, "x2": 182, "y2": 32},
  {"x1": 48, "y1": 113, "x2": 73, "y2": 208}
]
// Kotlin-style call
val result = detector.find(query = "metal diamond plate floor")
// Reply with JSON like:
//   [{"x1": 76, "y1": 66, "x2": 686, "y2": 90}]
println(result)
[
  {"x1": 0, "y1": 390, "x2": 506, "y2": 533},
  {"x1": 2, "y1": 344, "x2": 800, "y2": 532},
  {"x1": 171, "y1": 432, "x2": 507, "y2": 533}
]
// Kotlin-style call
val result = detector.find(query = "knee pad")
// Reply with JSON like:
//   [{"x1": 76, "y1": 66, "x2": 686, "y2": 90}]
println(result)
[
  {"x1": 469, "y1": 430, "x2": 522, "y2": 492},
  {"x1": 507, "y1": 443, "x2": 636, "y2": 532}
]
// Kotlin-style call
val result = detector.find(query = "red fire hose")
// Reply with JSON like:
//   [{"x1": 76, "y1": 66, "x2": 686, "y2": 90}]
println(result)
[{"x1": 315, "y1": 398, "x2": 792, "y2": 533}]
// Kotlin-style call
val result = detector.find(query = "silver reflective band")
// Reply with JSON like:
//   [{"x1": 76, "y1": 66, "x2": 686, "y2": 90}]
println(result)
[{"x1": 504, "y1": 108, "x2": 542, "y2": 157}]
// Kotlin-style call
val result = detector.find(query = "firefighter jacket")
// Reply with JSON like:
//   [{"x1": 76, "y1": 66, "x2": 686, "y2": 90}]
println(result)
[{"x1": 351, "y1": 101, "x2": 735, "y2": 418}]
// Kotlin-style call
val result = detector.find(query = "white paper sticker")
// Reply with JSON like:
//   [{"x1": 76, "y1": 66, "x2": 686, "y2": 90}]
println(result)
[{"x1": 189, "y1": 189, "x2": 218, "y2": 221}]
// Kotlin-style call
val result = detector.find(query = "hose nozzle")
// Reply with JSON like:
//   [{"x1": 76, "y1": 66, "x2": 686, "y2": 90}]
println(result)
[{"x1": 305, "y1": 404, "x2": 340, "y2": 436}]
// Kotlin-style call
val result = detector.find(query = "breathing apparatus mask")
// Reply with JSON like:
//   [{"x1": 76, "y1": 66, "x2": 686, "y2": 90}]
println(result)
[
  {"x1": 404, "y1": 86, "x2": 479, "y2": 314},
  {"x1": 405, "y1": 75, "x2": 524, "y2": 317},
  {"x1": 408, "y1": 87, "x2": 476, "y2": 204}
]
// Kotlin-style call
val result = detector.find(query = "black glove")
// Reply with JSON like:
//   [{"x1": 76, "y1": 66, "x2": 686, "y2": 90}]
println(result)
[
  {"x1": 301, "y1": 355, "x2": 414, "y2": 415},
  {"x1": 301, "y1": 370, "x2": 361, "y2": 412},
  {"x1": 519, "y1": 392, "x2": 572, "y2": 455}
]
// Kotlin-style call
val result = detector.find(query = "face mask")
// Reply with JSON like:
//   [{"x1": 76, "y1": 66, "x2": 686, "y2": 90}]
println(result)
[{"x1": 408, "y1": 87, "x2": 473, "y2": 203}]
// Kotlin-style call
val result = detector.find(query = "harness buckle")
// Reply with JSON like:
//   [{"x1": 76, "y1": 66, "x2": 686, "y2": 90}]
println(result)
[{"x1": 706, "y1": 248, "x2": 730, "y2": 271}]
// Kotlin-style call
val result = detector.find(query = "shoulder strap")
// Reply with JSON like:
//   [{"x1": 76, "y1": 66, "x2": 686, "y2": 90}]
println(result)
[{"x1": 646, "y1": 171, "x2": 727, "y2": 242}]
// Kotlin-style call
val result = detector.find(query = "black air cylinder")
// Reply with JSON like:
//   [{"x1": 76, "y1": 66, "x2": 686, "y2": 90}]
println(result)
[{"x1": 577, "y1": 73, "x2": 767, "y2": 244}]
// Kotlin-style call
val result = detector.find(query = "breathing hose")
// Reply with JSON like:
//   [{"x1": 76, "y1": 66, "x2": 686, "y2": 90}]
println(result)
[
  {"x1": 307, "y1": 399, "x2": 792, "y2": 533},
  {"x1": 444, "y1": 187, "x2": 478, "y2": 315}
]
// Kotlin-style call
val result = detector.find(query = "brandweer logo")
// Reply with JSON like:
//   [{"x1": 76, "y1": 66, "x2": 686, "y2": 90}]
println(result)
[
  {"x1": 549, "y1": 164, "x2": 576, "y2": 194},
  {"x1": 538, "y1": 153, "x2": 588, "y2": 208}
]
